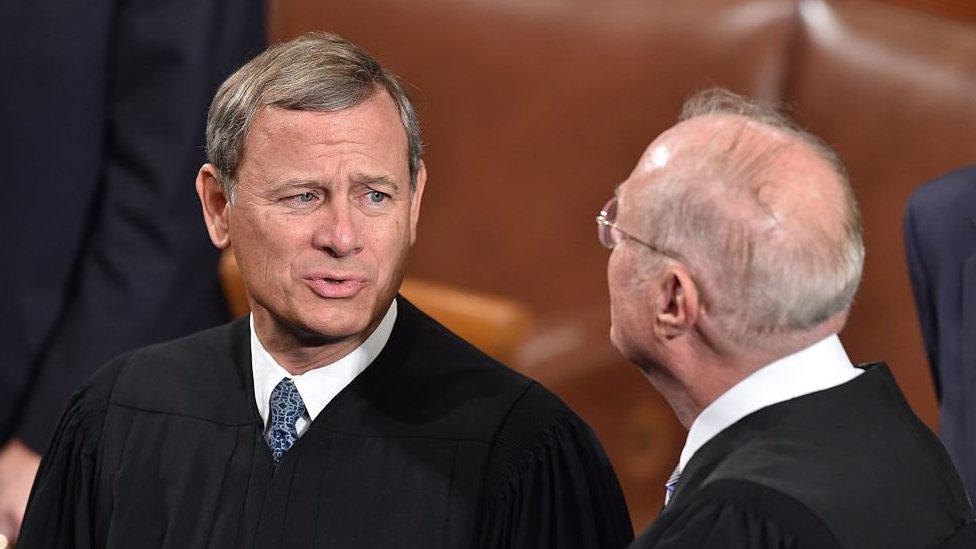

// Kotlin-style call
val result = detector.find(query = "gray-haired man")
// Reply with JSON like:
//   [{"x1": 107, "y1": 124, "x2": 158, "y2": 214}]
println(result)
[
  {"x1": 600, "y1": 89, "x2": 975, "y2": 547},
  {"x1": 20, "y1": 33, "x2": 633, "y2": 548}
]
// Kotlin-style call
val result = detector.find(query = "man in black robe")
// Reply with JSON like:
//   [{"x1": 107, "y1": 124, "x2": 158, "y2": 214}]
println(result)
[
  {"x1": 19, "y1": 32, "x2": 633, "y2": 548},
  {"x1": 597, "y1": 88, "x2": 976, "y2": 547}
]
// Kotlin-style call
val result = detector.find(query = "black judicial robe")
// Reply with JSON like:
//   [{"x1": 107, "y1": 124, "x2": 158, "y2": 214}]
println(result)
[
  {"x1": 19, "y1": 297, "x2": 633, "y2": 548},
  {"x1": 631, "y1": 364, "x2": 976, "y2": 549}
]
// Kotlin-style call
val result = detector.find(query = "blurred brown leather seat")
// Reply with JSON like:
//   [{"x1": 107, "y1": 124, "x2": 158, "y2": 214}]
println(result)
[{"x1": 219, "y1": 251, "x2": 532, "y2": 365}]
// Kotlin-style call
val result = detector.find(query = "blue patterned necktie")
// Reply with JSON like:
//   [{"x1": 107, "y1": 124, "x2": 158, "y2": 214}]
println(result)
[
  {"x1": 664, "y1": 466, "x2": 682, "y2": 506},
  {"x1": 267, "y1": 378, "x2": 307, "y2": 463}
]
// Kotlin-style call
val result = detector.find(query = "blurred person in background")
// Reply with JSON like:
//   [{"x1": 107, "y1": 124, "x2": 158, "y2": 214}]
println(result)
[
  {"x1": 0, "y1": 0, "x2": 264, "y2": 542},
  {"x1": 18, "y1": 32, "x2": 633, "y2": 548},
  {"x1": 600, "y1": 88, "x2": 975, "y2": 548},
  {"x1": 905, "y1": 165, "x2": 976, "y2": 499}
]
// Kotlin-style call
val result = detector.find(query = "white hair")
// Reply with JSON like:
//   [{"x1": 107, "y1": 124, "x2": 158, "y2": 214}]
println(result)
[{"x1": 637, "y1": 88, "x2": 864, "y2": 345}]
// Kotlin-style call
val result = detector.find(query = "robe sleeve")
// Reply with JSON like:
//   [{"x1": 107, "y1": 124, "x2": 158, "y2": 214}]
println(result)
[
  {"x1": 17, "y1": 355, "x2": 127, "y2": 548},
  {"x1": 633, "y1": 480, "x2": 842, "y2": 549},
  {"x1": 477, "y1": 383, "x2": 634, "y2": 548}
]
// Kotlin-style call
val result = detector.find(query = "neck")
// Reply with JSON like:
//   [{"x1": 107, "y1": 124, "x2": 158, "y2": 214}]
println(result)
[
  {"x1": 250, "y1": 308, "x2": 381, "y2": 376},
  {"x1": 643, "y1": 355, "x2": 761, "y2": 428},
  {"x1": 643, "y1": 336, "x2": 790, "y2": 428},
  {"x1": 648, "y1": 323, "x2": 844, "y2": 428}
]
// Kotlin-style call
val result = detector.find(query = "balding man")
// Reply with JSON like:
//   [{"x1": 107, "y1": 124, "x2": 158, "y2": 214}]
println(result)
[{"x1": 599, "y1": 89, "x2": 976, "y2": 548}]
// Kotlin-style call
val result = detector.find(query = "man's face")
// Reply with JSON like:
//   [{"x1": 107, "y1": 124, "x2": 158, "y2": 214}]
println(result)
[
  {"x1": 607, "y1": 180, "x2": 656, "y2": 365},
  {"x1": 606, "y1": 138, "x2": 678, "y2": 368},
  {"x1": 227, "y1": 91, "x2": 423, "y2": 343}
]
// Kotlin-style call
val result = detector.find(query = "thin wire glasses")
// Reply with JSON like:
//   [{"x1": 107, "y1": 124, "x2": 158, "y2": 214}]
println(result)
[{"x1": 596, "y1": 196, "x2": 675, "y2": 258}]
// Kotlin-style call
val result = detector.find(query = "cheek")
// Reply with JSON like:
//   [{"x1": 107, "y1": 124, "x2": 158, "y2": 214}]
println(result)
[
  {"x1": 607, "y1": 250, "x2": 630, "y2": 296},
  {"x1": 607, "y1": 258, "x2": 628, "y2": 325},
  {"x1": 364, "y1": 214, "x2": 410, "y2": 258},
  {"x1": 608, "y1": 253, "x2": 646, "y2": 325},
  {"x1": 231, "y1": 212, "x2": 307, "y2": 279}
]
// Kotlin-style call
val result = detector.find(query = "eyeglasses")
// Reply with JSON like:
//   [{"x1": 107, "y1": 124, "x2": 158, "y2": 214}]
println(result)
[{"x1": 596, "y1": 196, "x2": 675, "y2": 258}]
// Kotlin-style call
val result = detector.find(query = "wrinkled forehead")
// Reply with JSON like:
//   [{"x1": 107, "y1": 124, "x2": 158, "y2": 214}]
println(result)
[{"x1": 241, "y1": 93, "x2": 410, "y2": 174}]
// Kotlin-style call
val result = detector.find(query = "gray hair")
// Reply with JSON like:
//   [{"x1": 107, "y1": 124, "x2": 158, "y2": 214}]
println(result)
[
  {"x1": 206, "y1": 32, "x2": 423, "y2": 200},
  {"x1": 637, "y1": 88, "x2": 864, "y2": 344}
]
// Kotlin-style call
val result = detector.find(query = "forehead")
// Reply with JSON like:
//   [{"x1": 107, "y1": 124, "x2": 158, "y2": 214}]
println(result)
[
  {"x1": 241, "y1": 91, "x2": 408, "y2": 177},
  {"x1": 613, "y1": 179, "x2": 646, "y2": 226}
]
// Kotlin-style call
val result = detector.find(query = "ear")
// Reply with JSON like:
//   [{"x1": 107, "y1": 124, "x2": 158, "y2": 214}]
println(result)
[
  {"x1": 196, "y1": 164, "x2": 232, "y2": 249},
  {"x1": 653, "y1": 264, "x2": 700, "y2": 340},
  {"x1": 408, "y1": 160, "x2": 427, "y2": 246}
]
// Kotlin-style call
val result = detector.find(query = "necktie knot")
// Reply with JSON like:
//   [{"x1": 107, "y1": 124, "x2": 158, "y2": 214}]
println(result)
[{"x1": 268, "y1": 378, "x2": 307, "y2": 462}]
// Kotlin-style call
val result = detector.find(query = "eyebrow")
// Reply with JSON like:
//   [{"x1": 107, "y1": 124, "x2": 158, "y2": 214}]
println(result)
[
  {"x1": 272, "y1": 179, "x2": 322, "y2": 191},
  {"x1": 352, "y1": 173, "x2": 399, "y2": 192},
  {"x1": 270, "y1": 175, "x2": 400, "y2": 193}
]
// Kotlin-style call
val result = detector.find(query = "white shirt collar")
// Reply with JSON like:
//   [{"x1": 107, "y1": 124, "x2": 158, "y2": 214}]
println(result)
[
  {"x1": 250, "y1": 300, "x2": 397, "y2": 428},
  {"x1": 678, "y1": 334, "x2": 862, "y2": 471}
]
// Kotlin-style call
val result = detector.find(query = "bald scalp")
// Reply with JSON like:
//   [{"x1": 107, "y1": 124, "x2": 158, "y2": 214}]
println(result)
[{"x1": 629, "y1": 90, "x2": 864, "y2": 348}]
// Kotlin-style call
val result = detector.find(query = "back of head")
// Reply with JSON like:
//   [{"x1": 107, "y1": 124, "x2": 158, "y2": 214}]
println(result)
[
  {"x1": 636, "y1": 88, "x2": 864, "y2": 350},
  {"x1": 205, "y1": 32, "x2": 423, "y2": 201}
]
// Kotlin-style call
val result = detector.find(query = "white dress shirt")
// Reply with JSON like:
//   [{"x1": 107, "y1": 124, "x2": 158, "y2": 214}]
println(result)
[
  {"x1": 677, "y1": 334, "x2": 863, "y2": 471},
  {"x1": 250, "y1": 300, "x2": 397, "y2": 438}
]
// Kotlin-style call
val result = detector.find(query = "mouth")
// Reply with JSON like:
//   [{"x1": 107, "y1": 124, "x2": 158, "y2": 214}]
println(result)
[{"x1": 302, "y1": 276, "x2": 367, "y2": 299}]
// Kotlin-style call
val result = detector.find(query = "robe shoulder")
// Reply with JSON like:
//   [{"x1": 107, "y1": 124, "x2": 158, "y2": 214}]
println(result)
[
  {"x1": 34, "y1": 348, "x2": 133, "y2": 446},
  {"x1": 632, "y1": 479, "x2": 841, "y2": 549},
  {"x1": 101, "y1": 319, "x2": 253, "y2": 425},
  {"x1": 18, "y1": 352, "x2": 132, "y2": 547},
  {"x1": 643, "y1": 366, "x2": 974, "y2": 548},
  {"x1": 696, "y1": 366, "x2": 972, "y2": 547},
  {"x1": 323, "y1": 298, "x2": 543, "y2": 440},
  {"x1": 477, "y1": 383, "x2": 635, "y2": 548},
  {"x1": 393, "y1": 300, "x2": 634, "y2": 546}
]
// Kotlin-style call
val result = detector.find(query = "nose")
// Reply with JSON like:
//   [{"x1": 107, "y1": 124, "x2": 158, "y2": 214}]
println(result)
[{"x1": 312, "y1": 199, "x2": 363, "y2": 258}]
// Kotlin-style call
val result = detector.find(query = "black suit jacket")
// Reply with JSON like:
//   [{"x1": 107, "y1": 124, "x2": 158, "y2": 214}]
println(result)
[
  {"x1": 0, "y1": 1, "x2": 264, "y2": 452},
  {"x1": 632, "y1": 364, "x2": 975, "y2": 548},
  {"x1": 904, "y1": 166, "x2": 976, "y2": 497}
]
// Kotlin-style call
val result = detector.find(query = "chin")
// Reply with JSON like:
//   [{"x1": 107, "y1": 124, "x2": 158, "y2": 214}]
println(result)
[
  {"x1": 299, "y1": 292, "x2": 393, "y2": 340},
  {"x1": 289, "y1": 311, "x2": 368, "y2": 342}
]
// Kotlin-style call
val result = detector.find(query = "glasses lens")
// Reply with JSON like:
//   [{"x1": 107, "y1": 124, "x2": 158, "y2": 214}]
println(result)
[{"x1": 597, "y1": 197, "x2": 617, "y2": 249}]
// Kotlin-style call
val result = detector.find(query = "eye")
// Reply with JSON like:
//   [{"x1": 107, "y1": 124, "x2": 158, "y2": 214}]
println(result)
[
  {"x1": 282, "y1": 191, "x2": 319, "y2": 207},
  {"x1": 366, "y1": 190, "x2": 388, "y2": 204}
]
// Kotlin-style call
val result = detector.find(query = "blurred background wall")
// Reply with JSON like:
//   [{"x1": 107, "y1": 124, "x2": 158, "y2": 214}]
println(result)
[{"x1": 270, "y1": 0, "x2": 976, "y2": 531}]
